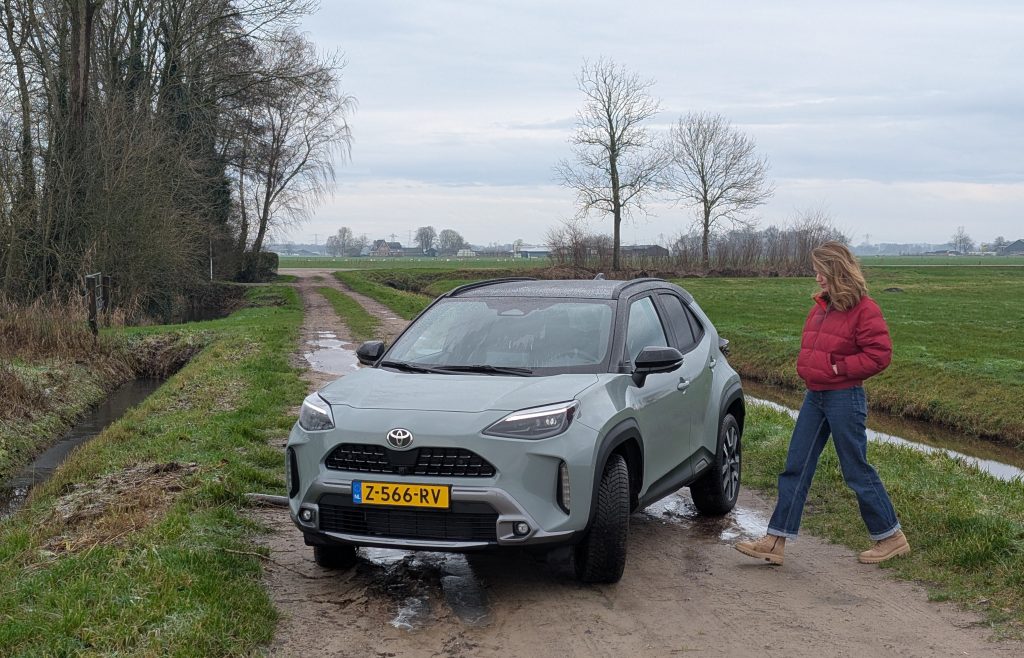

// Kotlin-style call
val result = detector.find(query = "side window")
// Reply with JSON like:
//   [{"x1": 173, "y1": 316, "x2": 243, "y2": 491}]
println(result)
[
  {"x1": 685, "y1": 305, "x2": 705, "y2": 343},
  {"x1": 625, "y1": 297, "x2": 669, "y2": 363},
  {"x1": 658, "y1": 294, "x2": 697, "y2": 352}
]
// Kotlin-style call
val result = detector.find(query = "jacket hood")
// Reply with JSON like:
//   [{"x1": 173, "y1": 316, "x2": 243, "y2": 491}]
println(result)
[{"x1": 318, "y1": 368, "x2": 600, "y2": 413}]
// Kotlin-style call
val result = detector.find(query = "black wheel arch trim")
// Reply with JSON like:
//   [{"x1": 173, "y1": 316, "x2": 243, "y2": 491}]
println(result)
[
  {"x1": 719, "y1": 380, "x2": 745, "y2": 432},
  {"x1": 585, "y1": 418, "x2": 645, "y2": 533}
]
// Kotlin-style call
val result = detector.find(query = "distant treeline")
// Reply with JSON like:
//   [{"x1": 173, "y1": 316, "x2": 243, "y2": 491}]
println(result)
[
  {"x1": 547, "y1": 216, "x2": 847, "y2": 275},
  {"x1": 0, "y1": 0, "x2": 351, "y2": 318}
]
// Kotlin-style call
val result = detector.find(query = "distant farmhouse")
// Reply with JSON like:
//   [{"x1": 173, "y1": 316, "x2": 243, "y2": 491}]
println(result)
[
  {"x1": 369, "y1": 240, "x2": 403, "y2": 256},
  {"x1": 1000, "y1": 239, "x2": 1024, "y2": 256}
]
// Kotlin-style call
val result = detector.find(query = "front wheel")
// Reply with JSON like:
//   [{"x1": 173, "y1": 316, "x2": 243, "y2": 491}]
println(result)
[
  {"x1": 313, "y1": 544, "x2": 358, "y2": 570},
  {"x1": 574, "y1": 453, "x2": 630, "y2": 584},
  {"x1": 690, "y1": 413, "x2": 741, "y2": 516}
]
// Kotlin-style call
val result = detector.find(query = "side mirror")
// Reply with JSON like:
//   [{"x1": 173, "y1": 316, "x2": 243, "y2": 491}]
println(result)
[
  {"x1": 718, "y1": 337, "x2": 730, "y2": 357},
  {"x1": 631, "y1": 346, "x2": 684, "y2": 387},
  {"x1": 356, "y1": 340, "x2": 385, "y2": 365}
]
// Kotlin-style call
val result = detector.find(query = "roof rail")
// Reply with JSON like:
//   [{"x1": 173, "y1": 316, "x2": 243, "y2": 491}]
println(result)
[
  {"x1": 446, "y1": 277, "x2": 537, "y2": 297},
  {"x1": 610, "y1": 277, "x2": 664, "y2": 299}
]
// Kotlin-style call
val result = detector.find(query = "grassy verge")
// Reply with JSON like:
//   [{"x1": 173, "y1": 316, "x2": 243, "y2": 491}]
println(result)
[
  {"x1": 316, "y1": 286, "x2": 380, "y2": 342},
  {"x1": 678, "y1": 267, "x2": 1024, "y2": 443},
  {"x1": 0, "y1": 285, "x2": 305, "y2": 656},
  {"x1": 743, "y1": 402, "x2": 1024, "y2": 637},
  {"x1": 333, "y1": 271, "x2": 431, "y2": 320}
]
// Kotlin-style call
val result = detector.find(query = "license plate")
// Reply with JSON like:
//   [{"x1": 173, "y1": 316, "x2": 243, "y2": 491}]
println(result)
[{"x1": 352, "y1": 481, "x2": 450, "y2": 509}]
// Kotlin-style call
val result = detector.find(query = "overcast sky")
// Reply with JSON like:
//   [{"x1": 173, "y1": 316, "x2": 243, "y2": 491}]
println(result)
[{"x1": 290, "y1": 0, "x2": 1024, "y2": 248}]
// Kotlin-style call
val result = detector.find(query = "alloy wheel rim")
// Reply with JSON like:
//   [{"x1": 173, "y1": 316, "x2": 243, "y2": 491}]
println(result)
[{"x1": 720, "y1": 425, "x2": 740, "y2": 500}]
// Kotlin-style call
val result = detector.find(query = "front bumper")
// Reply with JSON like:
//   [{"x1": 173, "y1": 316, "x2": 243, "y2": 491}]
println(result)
[
  {"x1": 286, "y1": 406, "x2": 603, "y2": 550},
  {"x1": 291, "y1": 479, "x2": 579, "y2": 550}
]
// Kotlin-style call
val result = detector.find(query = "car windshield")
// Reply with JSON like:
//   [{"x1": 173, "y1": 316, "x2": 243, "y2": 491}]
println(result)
[{"x1": 385, "y1": 297, "x2": 615, "y2": 373}]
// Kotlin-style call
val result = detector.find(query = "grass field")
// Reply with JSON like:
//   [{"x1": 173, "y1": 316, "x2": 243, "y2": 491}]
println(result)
[
  {"x1": 0, "y1": 286, "x2": 304, "y2": 656},
  {"x1": 860, "y1": 255, "x2": 1024, "y2": 266},
  {"x1": 679, "y1": 267, "x2": 1024, "y2": 442}
]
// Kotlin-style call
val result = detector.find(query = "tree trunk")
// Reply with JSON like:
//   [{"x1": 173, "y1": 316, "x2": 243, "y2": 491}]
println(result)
[{"x1": 702, "y1": 206, "x2": 711, "y2": 271}]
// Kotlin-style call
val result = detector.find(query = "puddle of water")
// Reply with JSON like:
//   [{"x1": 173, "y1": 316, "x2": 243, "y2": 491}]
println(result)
[
  {"x1": 391, "y1": 596, "x2": 433, "y2": 631},
  {"x1": 0, "y1": 378, "x2": 164, "y2": 519},
  {"x1": 644, "y1": 490, "x2": 769, "y2": 542},
  {"x1": 438, "y1": 554, "x2": 491, "y2": 627},
  {"x1": 362, "y1": 547, "x2": 492, "y2": 630},
  {"x1": 744, "y1": 382, "x2": 1024, "y2": 482},
  {"x1": 304, "y1": 331, "x2": 359, "y2": 375}
]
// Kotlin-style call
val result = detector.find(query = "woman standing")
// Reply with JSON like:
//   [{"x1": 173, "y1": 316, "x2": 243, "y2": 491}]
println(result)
[{"x1": 735, "y1": 241, "x2": 909, "y2": 565}]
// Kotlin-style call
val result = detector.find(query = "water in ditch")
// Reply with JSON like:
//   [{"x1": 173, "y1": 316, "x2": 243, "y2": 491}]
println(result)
[
  {"x1": 744, "y1": 380, "x2": 1024, "y2": 482},
  {"x1": 0, "y1": 378, "x2": 164, "y2": 519}
]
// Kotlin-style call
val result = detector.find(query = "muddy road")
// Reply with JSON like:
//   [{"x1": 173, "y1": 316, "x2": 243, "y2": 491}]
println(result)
[{"x1": 252, "y1": 269, "x2": 1021, "y2": 657}]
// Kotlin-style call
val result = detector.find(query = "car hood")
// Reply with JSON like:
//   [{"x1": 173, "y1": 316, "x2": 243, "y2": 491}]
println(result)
[{"x1": 317, "y1": 368, "x2": 600, "y2": 413}]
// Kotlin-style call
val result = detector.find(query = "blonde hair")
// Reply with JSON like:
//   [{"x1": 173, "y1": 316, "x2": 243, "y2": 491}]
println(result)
[{"x1": 811, "y1": 241, "x2": 867, "y2": 311}]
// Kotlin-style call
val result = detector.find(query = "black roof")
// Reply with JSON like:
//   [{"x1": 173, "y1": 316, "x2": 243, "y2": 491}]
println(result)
[{"x1": 448, "y1": 278, "x2": 693, "y2": 302}]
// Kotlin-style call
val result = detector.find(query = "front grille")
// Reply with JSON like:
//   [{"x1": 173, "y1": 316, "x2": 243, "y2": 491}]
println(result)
[
  {"x1": 318, "y1": 494, "x2": 498, "y2": 543},
  {"x1": 325, "y1": 443, "x2": 496, "y2": 477}
]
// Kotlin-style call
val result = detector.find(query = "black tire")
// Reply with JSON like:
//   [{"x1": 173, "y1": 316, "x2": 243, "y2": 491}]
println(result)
[
  {"x1": 574, "y1": 453, "x2": 630, "y2": 584},
  {"x1": 313, "y1": 544, "x2": 358, "y2": 570},
  {"x1": 690, "y1": 413, "x2": 741, "y2": 516}
]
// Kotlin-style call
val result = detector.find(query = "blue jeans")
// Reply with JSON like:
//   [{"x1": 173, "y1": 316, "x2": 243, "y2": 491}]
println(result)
[{"x1": 768, "y1": 387, "x2": 901, "y2": 540}]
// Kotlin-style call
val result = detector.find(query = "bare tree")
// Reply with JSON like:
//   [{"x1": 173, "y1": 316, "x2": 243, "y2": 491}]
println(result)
[
  {"x1": 437, "y1": 228, "x2": 465, "y2": 254},
  {"x1": 666, "y1": 112, "x2": 773, "y2": 270},
  {"x1": 324, "y1": 226, "x2": 351, "y2": 256},
  {"x1": 555, "y1": 58, "x2": 666, "y2": 270},
  {"x1": 235, "y1": 31, "x2": 354, "y2": 256},
  {"x1": 415, "y1": 225, "x2": 436, "y2": 252},
  {"x1": 951, "y1": 226, "x2": 974, "y2": 254}
]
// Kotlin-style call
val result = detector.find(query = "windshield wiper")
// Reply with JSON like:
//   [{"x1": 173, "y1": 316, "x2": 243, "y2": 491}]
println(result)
[
  {"x1": 431, "y1": 364, "x2": 534, "y2": 376},
  {"x1": 379, "y1": 360, "x2": 442, "y2": 374}
]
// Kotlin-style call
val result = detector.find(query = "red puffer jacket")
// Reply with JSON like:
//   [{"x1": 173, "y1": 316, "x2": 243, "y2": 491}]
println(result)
[{"x1": 796, "y1": 294, "x2": 892, "y2": 391}]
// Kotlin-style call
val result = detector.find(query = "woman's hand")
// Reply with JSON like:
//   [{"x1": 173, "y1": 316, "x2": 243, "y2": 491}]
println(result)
[{"x1": 832, "y1": 363, "x2": 838, "y2": 374}]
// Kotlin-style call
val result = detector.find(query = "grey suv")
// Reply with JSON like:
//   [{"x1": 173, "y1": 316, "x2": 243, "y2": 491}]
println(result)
[{"x1": 287, "y1": 278, "x2": 744, "y2": 583}]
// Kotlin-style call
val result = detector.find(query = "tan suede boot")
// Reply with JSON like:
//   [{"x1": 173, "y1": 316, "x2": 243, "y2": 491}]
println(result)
[
  {"x1": 735, "y1": 534, "x2": 786, "y2": 565},
  {"x1": 858, "y1": 530, "x2": 911, "y2": 564}
]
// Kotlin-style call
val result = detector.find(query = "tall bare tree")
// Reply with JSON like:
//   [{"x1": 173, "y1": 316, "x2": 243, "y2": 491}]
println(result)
[
  {"x1": 415, "y1": 225, "x2": 436, "y2": 252},
  {"x1": 437, "y1": 228, "x2": 465, "y2": 254},
  {"x1": 233, "y1": 31, "x2": 354, "y2": 256},
  {"x1": 951, "y1": 226, "x2": 974, "y2": 254},
  {"x1": 555, "y1": 58, "x2": 665, "y2": 270},
  {"x1": 666, "y1": 112, "x2": 773, "y2": 270}
]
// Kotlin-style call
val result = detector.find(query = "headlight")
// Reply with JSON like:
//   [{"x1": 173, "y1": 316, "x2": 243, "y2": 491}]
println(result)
[
  {"x1": 298, "y1": 393, "x2": 334, "y2": 431},
  {"x1": 483, "y1": 401, "x2": 579, "y2": 440}
]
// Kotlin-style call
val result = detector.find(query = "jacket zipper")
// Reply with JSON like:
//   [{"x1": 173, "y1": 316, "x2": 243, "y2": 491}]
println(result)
[{"x1": 810, "y1": 305, "x2": 830, "y2": 373}]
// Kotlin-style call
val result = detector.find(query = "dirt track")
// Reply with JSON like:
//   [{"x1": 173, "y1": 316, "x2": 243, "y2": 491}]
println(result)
[{"x1": 252, "y1": 269, "x2": 1022, "y2": 657}]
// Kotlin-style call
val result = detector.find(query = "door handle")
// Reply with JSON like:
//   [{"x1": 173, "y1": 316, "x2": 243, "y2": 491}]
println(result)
[
  {"x1": 709, "y1": 357, "x2": 717, "y2": 370},
  {"x1": 677, "y1": 378, "x2": 690, "y2": 391}
]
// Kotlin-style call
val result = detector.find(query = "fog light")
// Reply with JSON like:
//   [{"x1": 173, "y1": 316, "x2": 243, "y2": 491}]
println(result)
[
  {"x1": 299, "y1": 509, "x2": 314, "y2": 522},
  {"x1": 558, "y1": 461, "x2": 571, "y2": 513},
  {"x1": 513, "y1": 521, "x2": 530, "y2": 536}
]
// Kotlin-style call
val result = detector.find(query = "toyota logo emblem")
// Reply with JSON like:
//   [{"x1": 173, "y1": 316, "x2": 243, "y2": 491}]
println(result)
[{"x1": 386, "y1": 428, "x2": 414, "y2": 449}]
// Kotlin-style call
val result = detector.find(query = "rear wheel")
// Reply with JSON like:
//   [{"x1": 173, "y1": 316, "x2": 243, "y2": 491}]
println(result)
[
  {"x1": 574, "y1": 453, "x2": 630, "y2": 584},
  {"x1": 690, "y1": 413, "x2": 741, "y2": 516},
  {"x1": 313, "y1": 544, "x2": 358, "y2": 570}
]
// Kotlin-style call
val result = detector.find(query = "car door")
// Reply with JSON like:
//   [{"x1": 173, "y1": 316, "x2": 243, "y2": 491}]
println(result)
[
  {"x1": 655, "y1": 293, "x2": 713, "y2": 455},
  {"x1": 622, "y1": 295, "x2": 691, "y2": 490}
]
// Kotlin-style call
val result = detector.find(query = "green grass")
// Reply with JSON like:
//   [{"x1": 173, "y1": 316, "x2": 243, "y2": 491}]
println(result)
[
  {"x1": 743, "y1": 403, "x2": 1024, "y2": 637},
  {"x1": 677, "y1": 267, "x2": 1024, "y2": 442},
  {"x1": 316, "y1": 287, "x2": 380, "y2": 342},
  {"x1": 332, "y1": 271, "x2": 432, "y2": 320},
  {"x1": 279, "y1": 255, "x2": 543, "y2": 269},
  {"x1": 861, "y1": 255, "x2": 1024, "y2": 266},
  {"x1": 0, "y1": 286, "x2": 305, "y2": 656}
]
